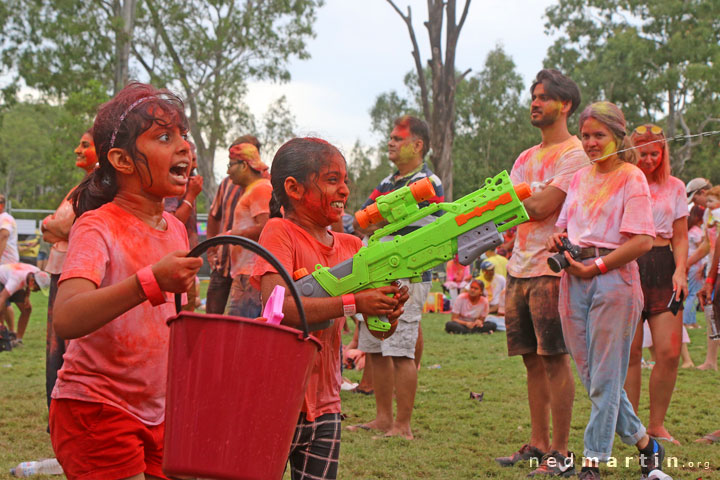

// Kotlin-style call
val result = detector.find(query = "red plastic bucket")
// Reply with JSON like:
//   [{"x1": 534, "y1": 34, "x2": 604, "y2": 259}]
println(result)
[
  {"x1": 163, "y1": 313, "x2": 320, "y2": 479},
  {"x1": 162, "y1": 236, "x2": 321, "y2": 480}
]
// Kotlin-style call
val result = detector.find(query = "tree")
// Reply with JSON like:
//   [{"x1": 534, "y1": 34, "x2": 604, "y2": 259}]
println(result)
[
  {"x1": 452, "y1": 46, "x2": 537, "y2": 198},
  {"x1": 366, "y1": 45, "x2": 537, "y2": 199},
  {"x1": 387, "y1": 0, "x2": 472, "y2": 200},
  {"x1": 2, "y1": 0, "x2": 322, "y2": 201},
  {"x1": 544, "y1": 0, "x2": 720, "y2": 175},
  {"x1": 0, "y1": 102, "x2": 92, "y2": 210}
]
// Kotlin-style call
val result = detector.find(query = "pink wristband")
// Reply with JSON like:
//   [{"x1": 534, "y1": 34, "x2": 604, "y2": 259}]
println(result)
[
  {"x1": 342, "y1": 293, "x2": 357, "y2": 317},
  {"x1": 706, "y1": 276, "x2": 716, "y2": 285},
  {"x1": 137, "y1": 266, "x2": 166, "y2": 306},
  {"x1": 594, "y1": 257, "x2": 608, "y2": 274}
]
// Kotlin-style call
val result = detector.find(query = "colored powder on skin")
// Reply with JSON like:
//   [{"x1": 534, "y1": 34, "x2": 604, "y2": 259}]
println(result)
[{"x1": 601, "y1": 140, "x2": 617, "y2": 159}]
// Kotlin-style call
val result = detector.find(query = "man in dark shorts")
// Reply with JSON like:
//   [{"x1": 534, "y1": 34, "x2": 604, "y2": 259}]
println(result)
[{"x1": 496, "y1": 69, "x2": 587, "y2": 477}]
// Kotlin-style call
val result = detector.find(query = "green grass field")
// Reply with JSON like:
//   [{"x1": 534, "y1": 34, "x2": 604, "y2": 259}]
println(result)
[{"x1": 1, "y1": 289, "x2": 719, "y2": 479}]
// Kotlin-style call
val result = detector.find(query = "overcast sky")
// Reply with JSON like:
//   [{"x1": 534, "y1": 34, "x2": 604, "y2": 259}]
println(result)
[{"x1": 241, "y1": 0, "x2": 558, "y2": 167}]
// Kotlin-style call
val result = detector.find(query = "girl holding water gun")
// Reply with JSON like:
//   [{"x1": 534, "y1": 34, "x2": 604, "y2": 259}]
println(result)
[
  {"x1": 251, "y1": 137, "x2": 408, "y2": 480},
  {"x1": 547, "y1": 102, "x2": 667, "y2": 479},
  {"x1": 50, "y1": 83, "x2": 202, "y2": 480}
]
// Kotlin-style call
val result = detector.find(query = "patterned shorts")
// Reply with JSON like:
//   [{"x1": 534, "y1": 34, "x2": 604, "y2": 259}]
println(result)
[
  {"x1": 504, "y1": 275, "x2": 568, "y2": 356},
  {"x1": 288, "y1": 413, "x2": 341, "y2": 480}
]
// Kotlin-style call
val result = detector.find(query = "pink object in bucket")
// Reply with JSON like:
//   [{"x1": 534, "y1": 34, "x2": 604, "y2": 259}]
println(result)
[{"x1": 163, "y1": 313, "x2": 321, "y2": 480}]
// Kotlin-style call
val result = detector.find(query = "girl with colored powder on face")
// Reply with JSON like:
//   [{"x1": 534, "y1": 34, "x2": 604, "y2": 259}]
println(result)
[
  {"x1": 251, "y1": 137, "x2": 408, "y2": 480},
  {"x1": 49, "y1": 82, "x2": 203, "y2": 480},
  {"x1": 42, "y1": 129, "x2": 98, "y2": 409},
  {"x1": 624, "y1": 124, "x2": 688, "y2": 445},
  {"x1": 547, "y1": 102, "x2": 667, "y2": 479}
]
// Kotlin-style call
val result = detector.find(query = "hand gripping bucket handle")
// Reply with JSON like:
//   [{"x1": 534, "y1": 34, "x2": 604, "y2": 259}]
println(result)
[
  {"x1": 164, "y1": 235, "x2": 320, "y2": 480},
  {"x1": 175, "y1": 234, "x2": 310, "y2": 337}
]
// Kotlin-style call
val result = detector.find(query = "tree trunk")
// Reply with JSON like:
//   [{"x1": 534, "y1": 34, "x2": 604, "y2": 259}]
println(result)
[
  {"x1": 388, "y1": 0, "x2": 471, "y2": 201},
  {"x1": 113, "y1": 0, "x2": 138, "y2": 94}
]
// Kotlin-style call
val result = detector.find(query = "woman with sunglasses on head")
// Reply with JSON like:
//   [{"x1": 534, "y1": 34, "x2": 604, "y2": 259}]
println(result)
[{"x1": 624, "y1": 124, "x2": 688, "y2": 446}]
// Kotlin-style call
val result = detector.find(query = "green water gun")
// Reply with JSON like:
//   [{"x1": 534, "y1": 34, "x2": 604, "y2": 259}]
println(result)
[{"x1": 293, "y1": 170, "x2": 532, "y2": 332}]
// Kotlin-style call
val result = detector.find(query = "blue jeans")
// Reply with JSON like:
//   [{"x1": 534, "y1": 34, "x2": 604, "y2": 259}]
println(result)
[
  {"x1": 559, "y1": 260, "x2": 646, "y2": 461},
  {"x1": 683, "y1": 264, "x2": 703, "y2": 326}
]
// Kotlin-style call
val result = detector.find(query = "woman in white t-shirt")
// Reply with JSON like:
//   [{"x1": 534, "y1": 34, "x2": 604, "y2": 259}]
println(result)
[
  {"x1": 623, "y1": 124, "x2": 688, "y2": 445},
  {"x1": 548, "y1": 102, "x2": 666, "y2": 479}
]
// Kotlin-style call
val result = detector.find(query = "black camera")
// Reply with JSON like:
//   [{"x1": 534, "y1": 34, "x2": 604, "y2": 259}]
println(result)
[{"x1": 547, "y1": 237, "x2": 582, "y2": 273}]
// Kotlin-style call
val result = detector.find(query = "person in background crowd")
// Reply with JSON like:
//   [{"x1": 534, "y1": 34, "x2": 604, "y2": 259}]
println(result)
[
  {"x1": 42, "y1": 130, "x2": 98, "y2": 408},
  {"x1": 624, "y1": 124, "x2": 688, "y2": 446},
  {"x1": 444, "y1": 255, "x2": 472, "y2": 302},
  {"x1": 444, "y1": 279, "x2": 496, "y2": 334},
  {"x1": 205, "y1": 135, "x2": 259, "y2": 314},
  {"x1": 225, "y1": 142, "x2": 272, "y2": 318},
  {"x1": 684, "y1": 205, "x2": 706, "y2": 329},
  {"x1": 478, "y1": 261, "x2": 506, "y2": 315},
  {"x1": 351, "y1": 115, "x2": 443, "y2": 440},
  {"x1": 0, "y1": 263, "x2": 50, "y2": 344}
]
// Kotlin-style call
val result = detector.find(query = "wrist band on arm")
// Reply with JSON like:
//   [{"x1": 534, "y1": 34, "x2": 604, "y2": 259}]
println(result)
[
  {"x1": 594, "y1": 257, "x2": 608, "y2": 274},
  {"x1": 182, "y1": 199, "x2": 193, "y2": 208},
  {"x1": 342, "y1": 293, "x2": 357, "y2": 317},
  {"x1": 136, "y1": 266, "x2": 166, "y2": 306},
  {"x1": 707, "y1": 276, "x2": 716, "y2": 285}
]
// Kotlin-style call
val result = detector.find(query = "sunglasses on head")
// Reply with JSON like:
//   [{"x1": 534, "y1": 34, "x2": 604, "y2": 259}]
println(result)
[{"x1": 634, "y1": 125, "x2": 663, "y2": 135}]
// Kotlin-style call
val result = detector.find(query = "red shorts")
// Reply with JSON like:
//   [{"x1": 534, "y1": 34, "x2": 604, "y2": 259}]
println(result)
[{"x1": 50, "y1": 398, "x2": 168, "y2": 480}]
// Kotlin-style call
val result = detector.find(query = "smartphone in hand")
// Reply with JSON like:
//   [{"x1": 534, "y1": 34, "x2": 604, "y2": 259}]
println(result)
[{"x1": 667, "y1": 290, "x2": 685, "y2": 315}]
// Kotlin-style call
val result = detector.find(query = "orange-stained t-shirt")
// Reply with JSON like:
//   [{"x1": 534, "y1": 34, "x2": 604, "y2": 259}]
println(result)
[
  {"x1": 251, "y1": 218, "x2": 363, "y2": 422},
  {"x1": 230, "y1": 178, "x2": 273, "y2": 277},
  {"x1": 508, "y1": 136, "x2": 588, "y2": 278},
  {"x1": 52, "y1": 202, "x2": 188, "y2": 426}
]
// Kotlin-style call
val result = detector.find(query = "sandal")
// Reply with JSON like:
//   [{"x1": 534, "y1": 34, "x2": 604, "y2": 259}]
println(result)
[{"x1": 350, "y1": 387, "x2": 374, "y2": 395}]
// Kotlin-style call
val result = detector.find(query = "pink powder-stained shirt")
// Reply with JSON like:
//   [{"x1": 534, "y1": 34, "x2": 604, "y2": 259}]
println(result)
[
  {"x1": 446, "y1": 260, "x2": 471, "y2": 283},
  {"x1": 557, "y1": 163, "x2": 655, "y2": 248},
  {"x1": 229, "y1": 178, "x2": 272, "y2": 277},
  {"x1": 508, "y1": 136, "x2": 588, "y2": 278},
  {"x1": 52, "y1": 202, "x2": 188, "y2": 426},
  {"x1": 251, "y1": 218, "x2": 363, "y2": 422},
  {"x1": 648, "y1": 176, "x2": 688, "y2": 239},
  {"x1": 451, "y1": 292, "x2": 489, "y2": 322}
]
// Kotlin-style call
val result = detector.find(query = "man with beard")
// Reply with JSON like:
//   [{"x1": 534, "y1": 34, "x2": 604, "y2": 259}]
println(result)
[{"x1": 495, "y1": 69, "x2": 588, "y2": 477}]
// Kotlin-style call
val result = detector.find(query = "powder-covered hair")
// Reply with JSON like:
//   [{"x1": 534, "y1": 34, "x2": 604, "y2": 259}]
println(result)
[
  {"x1": 269, "y1": 137, "x2": 345, "y2": 218},
  {"x1": 579, "y1": 101, "x2": 636, "y2": 164},
  {"x1": 71, "y1": 82, "x2": 188, "y2": 217},
  {"x1": 630, "y1": 124, "x2": 670, "y2": 184}
]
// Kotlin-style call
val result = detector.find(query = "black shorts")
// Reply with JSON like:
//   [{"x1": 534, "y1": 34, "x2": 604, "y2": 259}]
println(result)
[
  {"x1": 1, "y1": 282, "x2": 26, "y2": 305},
  {"x1": 637, "y1": 245, "x2": 679, "y2": 319}
]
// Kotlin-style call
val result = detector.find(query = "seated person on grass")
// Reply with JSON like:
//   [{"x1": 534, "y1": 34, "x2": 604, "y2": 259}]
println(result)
[
  {"x1": 445, "y1": 280, "x2": 497, "y2": 334},
  {"x1": 478, "y1": 260, "x2": 506, "y2": 314}
]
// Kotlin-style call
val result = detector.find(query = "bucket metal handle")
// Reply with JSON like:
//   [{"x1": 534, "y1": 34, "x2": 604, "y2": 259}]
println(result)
[{"x1": 176, "y1": 235, "x2": 311, "y2": 338}]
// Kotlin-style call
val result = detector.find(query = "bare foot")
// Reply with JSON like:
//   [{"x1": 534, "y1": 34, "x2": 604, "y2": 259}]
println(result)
[
  {"x1": 373, "y1": 427, "x2": 414, "y2": 440},
  {"x1": 681, "y1": 362, "x2": 695, "y2": 368},
  {"x1": 346, "y1": 419, "x2": 390, "y2": 433},
  {"x1": 697, "y1": 363, "x2": 718, "y2": 371}
]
